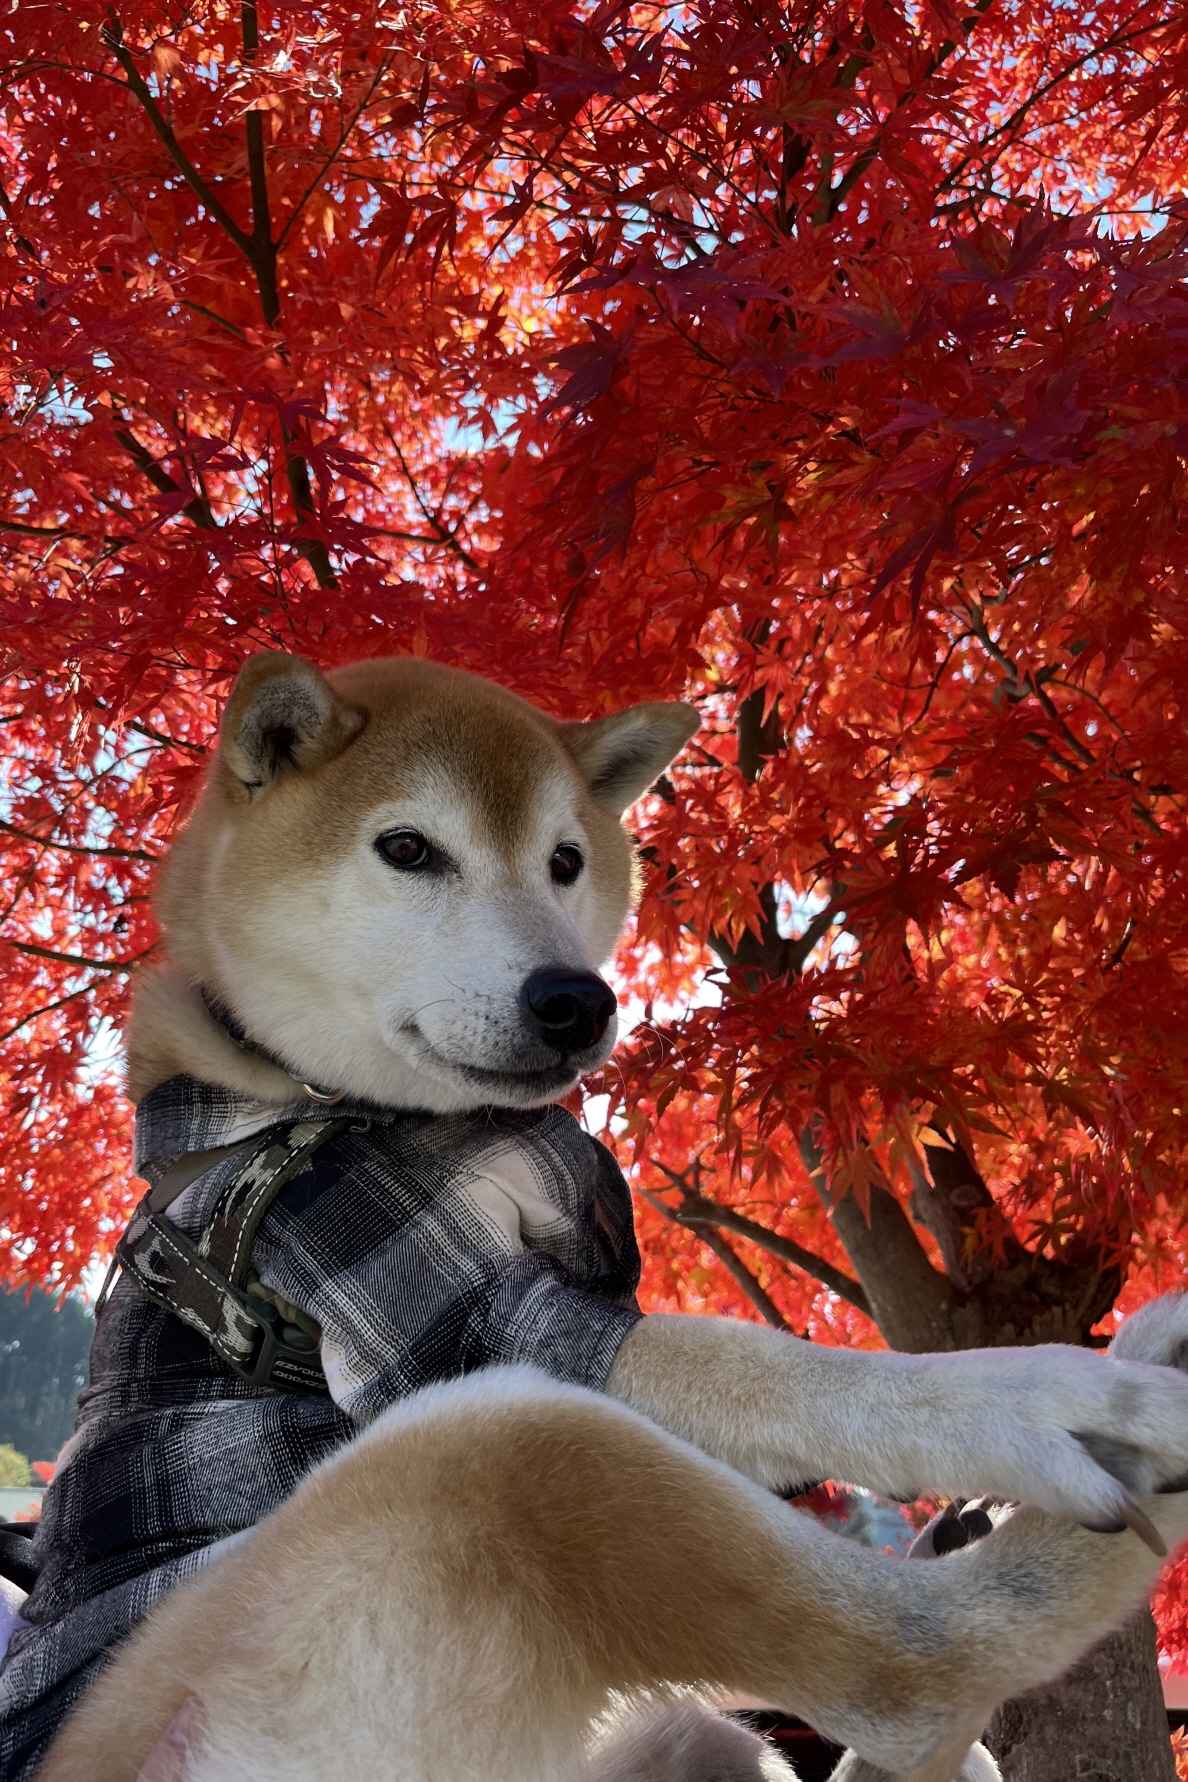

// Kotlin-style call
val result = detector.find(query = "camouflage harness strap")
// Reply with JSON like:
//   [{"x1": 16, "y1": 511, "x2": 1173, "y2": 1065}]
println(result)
[{"x1": 115, "y1": 1117, "x2": 355, "y2": 1395}]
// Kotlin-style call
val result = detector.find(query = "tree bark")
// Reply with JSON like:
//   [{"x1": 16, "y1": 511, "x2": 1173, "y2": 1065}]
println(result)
[
  {"x1": 827, "y1": 1184, "x2": 956, "y2": 1352},
  {"x1": 985, "y1": 1608, "x2": 1175, "y2": 1782}
]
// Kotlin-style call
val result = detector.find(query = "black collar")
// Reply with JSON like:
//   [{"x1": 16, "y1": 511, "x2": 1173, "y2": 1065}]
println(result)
[{"x1": 200, "y1": 988, "x2": 345, "y2": 1105}]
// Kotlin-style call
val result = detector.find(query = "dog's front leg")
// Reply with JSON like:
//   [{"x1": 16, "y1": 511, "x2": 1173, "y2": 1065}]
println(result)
[{"x1": 605, "y1": 1305, "x2": 1188, "y2": 1545}]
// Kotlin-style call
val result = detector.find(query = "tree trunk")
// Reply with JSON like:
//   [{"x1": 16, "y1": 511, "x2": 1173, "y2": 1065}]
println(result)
[{"x1": 985, "y1": 1608, "x2": 1175, "y2": 1782}]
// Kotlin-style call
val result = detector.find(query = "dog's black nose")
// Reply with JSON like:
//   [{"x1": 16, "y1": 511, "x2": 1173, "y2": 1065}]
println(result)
[{"x1": 520, "y1": 969, "x2": 617, "y2": 1055}]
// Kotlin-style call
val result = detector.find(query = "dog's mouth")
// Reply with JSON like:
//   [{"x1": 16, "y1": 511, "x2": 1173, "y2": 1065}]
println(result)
[
  {"x1": 396, "y1": 1026, "x2": 598, "y2": 1106},
  {"x1": 454, "y1": 1058, "x2": 581, "y2": 1098}
]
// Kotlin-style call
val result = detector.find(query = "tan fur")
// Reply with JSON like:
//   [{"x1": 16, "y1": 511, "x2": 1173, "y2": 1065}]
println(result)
[
  {"x1": 48, "y1": 654, "x2": 1188, "y2": 1782},
  {"x1": 37, "y1": 1360, "x2": 1188, "y2": 1782}
]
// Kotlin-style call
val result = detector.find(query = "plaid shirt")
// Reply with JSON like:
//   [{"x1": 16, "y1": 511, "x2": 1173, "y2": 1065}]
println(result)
[{"x1": 0, "y1": 1076, "x2": 642, "y2": 1777}]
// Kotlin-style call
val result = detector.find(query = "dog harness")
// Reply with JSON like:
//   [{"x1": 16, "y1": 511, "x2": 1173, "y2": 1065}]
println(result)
[{"x1": 110, "y1": 1116, "x2": 355, "y2": 1396}]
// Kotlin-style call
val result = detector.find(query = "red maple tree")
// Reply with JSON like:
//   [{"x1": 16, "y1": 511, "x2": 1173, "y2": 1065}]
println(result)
[{"x1": 2, "y1": 2, "x2": 1187, "y2": 1773}]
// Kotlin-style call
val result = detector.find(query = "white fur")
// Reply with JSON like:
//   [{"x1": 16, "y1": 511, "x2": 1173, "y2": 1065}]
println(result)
[
  {"x1": 0, "y1": 1575, "x2": 25, "y2": 1663},
  {"x1": 585, "y1": 1699, "x2": 799, "y2": 1781},
  {"x1": 829, "y1": 1743, "x2": 1000, "y2": 1782},
  {"x1": 955, "y1": 1747, "x2": 1001, "y2": 1782},
  {"x1": 200, "y1": 766, "x2": 617, "y2": 1112}
]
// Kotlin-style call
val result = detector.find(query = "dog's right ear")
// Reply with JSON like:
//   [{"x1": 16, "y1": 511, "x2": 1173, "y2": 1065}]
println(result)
[
  {"x1": 559, "y1": 703, "x2": 701, "y2": 815},
  {"x1": 220, "y1": 652, "x2": 364, "y2": 796}
]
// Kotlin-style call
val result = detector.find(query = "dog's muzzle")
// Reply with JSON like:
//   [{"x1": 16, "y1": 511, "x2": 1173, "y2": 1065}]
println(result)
[{"x1": 520, "y1": 968, "x2": 617, "y2": 1056}]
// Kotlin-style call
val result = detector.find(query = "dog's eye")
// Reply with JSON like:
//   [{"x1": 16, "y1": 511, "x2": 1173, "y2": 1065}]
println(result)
[
  {"x1": 549, "y1": 844, "x2": 583, "y2": 886},
  {"x1": 376, "y1": 829, "x2": 432, "y2": 869}
]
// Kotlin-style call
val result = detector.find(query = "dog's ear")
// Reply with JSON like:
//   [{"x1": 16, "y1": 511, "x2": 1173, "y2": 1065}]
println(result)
[
  {"x1": 559, "y1": 703, "x2": 700, "y2": 814},
  {"x1": 220, "y1": 652, "x2": 364, "y2": 795}
]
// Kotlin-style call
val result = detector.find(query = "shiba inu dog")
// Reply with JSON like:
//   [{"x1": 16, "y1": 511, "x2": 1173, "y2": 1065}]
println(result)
[{"x1": 35, "y1": 653, "x2": 1188, "y2": 1782}]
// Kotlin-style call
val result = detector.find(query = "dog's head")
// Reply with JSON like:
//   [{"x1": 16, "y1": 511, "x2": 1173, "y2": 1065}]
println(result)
[{"x1": 136, "y1": 652, "x2": 698, "y2": 1112}]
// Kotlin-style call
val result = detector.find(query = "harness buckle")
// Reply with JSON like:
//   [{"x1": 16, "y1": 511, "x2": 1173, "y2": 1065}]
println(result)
[{"x1": 235, "y1": 1295, "x2": 324, "y2": 1393}]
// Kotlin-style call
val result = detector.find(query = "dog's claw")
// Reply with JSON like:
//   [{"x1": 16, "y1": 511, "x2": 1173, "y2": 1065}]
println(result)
[{"x1": 1119, "y1": 1498, "x2": 1167, "y2": 1557}]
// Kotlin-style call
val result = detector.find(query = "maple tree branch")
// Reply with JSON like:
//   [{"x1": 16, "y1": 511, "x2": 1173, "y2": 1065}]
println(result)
[
  {"x1": 768, "y1": 28, "x2": 874, "y2": 229},
  {"x1": 905, "y1": 1135, "x2": 1017, "y2": 1291},
  {"x1": 960, "y1": 598, "x2": 1093, "y2": 761},
  {"x1": 706, "y1": 872, "x2": 844, "y2": 982},
  {"x1": 798, "y1": 1132, "x2": 957, "y2": 1351},
  {"x1": 939, "y1": 10, "x2": 1155, "y2": 195},
  {"x1": 124, "y1": 718, "x2": 206, "y2": 755},
  {"x1": 0, "y1": 987, "x2": 98, "y2": 1046},
  {"x1": 917, "y1": 630, "x2": 973, "y2": 722},
  {"x1": 707, "y1": 884, "x2": 784, "y2": 980},
  {"x1": 1109, "y1": 917, "x2": 1136, "y2": 968},
  {"x1": 704, "y1": 659, "x2": 846, "y2": 981},
  {"x1": 113, "y1": 424, "x2": 217, "y2": 531},
  {"x1": 101, "y1": 16, "x2": 255, "y2": 260},
  {"x1": 696, "y1": 1226, "x2": 797, "y2": 1331},
  {"x1": 236, "y1": 5, "x2": 335, "y2": 590},
  {"x1": 636, "y1": 1186, "x2": 797, "y2": 1331},
  {"x1": 241, "y1": 2, "x2": 277, "y2": 315},
  {"x1": 363, "y1": 526, "x2": 476, "y2": 551},
  {"x1": 819, "y1": 0, "x2": 1000, "y2": 221},
  {"x1": 0, "y1": 179, "x2": 40, "y2": 260},
  {"x1": 787, "y1": 903, "x2": 846, "y2": 971},
  {"x1": 706, "y1": 662, "x2": 791, "y2": 979},
  {"x1": 958, "y1": 596, "x2": 1164, "y2": 831},
  {"x1": 597, "y1": 102, "x2": 770, "y2": 240},
  {"x1": 103, "y1": 10, "x2": 336, "y2": 588},
  {"x1": 180, "y1": 300, "x2": 246, "y2": 340},
  {"x1": 280, "y1": 449, "x2": 338, "y2": 589},
  {"x1": 0, "y1": 519, "x2": 82, "y2": 538},
  {"x1": 0, "y1": 819, "x2": 157, "y2": 863},
  {"x1": 773, "y1": 121, "x2": 811, "y2": 237},
  {"x1": 650, "y1": 1165, "x2": 872, "y2": 1315},
  {"x1": 275, "y1": 54, "x2": 394, "y2": 254},
  {"x1": 8, "y1": 941, "x2": 149, "y2": 974},
  {"x1": 736, "y1": 619, "x2": 778, "y2": 781},
  {"x1": 385, "y1": 431, "x2": 481, "y2": 571}
]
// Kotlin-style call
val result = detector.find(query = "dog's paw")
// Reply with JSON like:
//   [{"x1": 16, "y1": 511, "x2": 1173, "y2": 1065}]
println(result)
[
  {"x1": 906, "y1": 1498, "x2": 1003, "y2": 1561},
  {"x1": 1101, "y1": 1293, "x2": 1188, "y2": 1504},
  {"x1": 892, "y1": 1318, "x2": 1188, "y2": 1553}
]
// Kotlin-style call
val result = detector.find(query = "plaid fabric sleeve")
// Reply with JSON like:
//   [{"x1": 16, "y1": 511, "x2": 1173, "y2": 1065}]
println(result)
[{"x1": 252, "y1": 1106, "x2": 643, "y2": 1425}]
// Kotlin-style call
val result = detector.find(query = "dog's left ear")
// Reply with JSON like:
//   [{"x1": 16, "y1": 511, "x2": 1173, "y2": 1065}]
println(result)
[
  {"x1": 559, "y1": 703, "x2": 700, "y2": 814},
  {"x1": 220, "y1": 652, "x2": 365, "y2": 796}
]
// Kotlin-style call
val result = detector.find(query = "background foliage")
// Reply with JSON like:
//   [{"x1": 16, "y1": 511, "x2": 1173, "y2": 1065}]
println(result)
[
  {"x1": 0, "y1": 1442, "x2": 31, "y2": 1489},
  {"x1": 0, "y1": 1288, "x2": 93, "y2": 1466}
]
